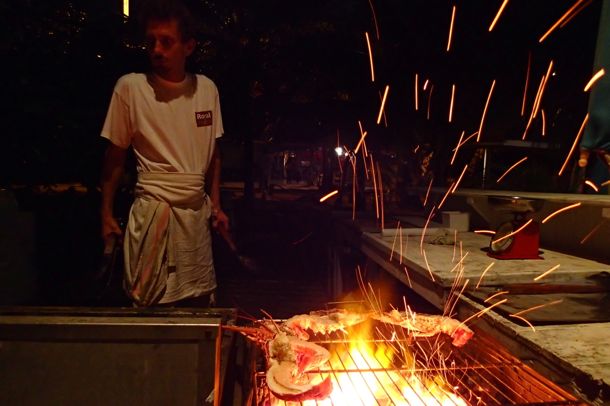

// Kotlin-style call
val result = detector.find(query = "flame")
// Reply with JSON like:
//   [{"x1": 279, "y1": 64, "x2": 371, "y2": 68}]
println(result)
[
  {"x1": 298, "y1": 336, "x2": 467, "y2": 406},
  {"x1": 269, "y1": 323, "x2": 468, "y2": 406}
]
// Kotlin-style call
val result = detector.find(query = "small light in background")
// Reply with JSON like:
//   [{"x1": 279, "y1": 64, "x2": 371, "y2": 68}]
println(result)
[
  {"x1": 334, "y1": 146, "x2": 344, "y2": 156},
  {"x1": 123, "y1": 0, "x2": 129, "y2": 17}
]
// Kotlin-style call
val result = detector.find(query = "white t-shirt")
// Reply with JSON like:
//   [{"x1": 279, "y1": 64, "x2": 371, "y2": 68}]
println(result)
[
  {"x1": 101, "y1": 73, "x2": 224, "y2": 304},
  {"x1": 101, "y1": 72, "x2": 223, "y2": 174}
]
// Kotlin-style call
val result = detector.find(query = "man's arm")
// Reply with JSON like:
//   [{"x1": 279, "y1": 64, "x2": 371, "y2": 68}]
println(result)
[
  {"x1": 101, "y1": 143, "x2": 127, "y2": 244},
  {"x1": 206, "y1": 143, "x2": 229, "y2": 230}
]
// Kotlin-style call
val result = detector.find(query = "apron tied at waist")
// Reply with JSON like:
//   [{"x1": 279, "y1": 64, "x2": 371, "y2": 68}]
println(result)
[{"x1": 124, "y1": 172, "x2": 209, "y2": 306}]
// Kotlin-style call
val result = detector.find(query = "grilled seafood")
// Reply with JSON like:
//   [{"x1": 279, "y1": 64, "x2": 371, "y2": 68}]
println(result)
[
  {"x1": 282, "y1": 308, "x2": 473, "y2": 347},
  {"x1": 372, "y1": 309, "x2": 474, "y2": 347},
  {"x1": 266, "y1": 332, "x2": 332, "y2": 401},
  {"x1": 283, "y1": 308, "x2": 371, "y2": 340},
  {"x1": 231, "y1": 308, "x2": 473, "y2": 403}
]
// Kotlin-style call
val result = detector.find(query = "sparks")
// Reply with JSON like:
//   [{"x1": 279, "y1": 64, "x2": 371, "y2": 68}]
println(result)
[
  {"x1": 584, "y1": 68, "x2": 605, "y2": 92},
  {"x1": 451, "y1": 164, "x2": 468, "y2": 193},
  {"x1": 477, "y1": 80, "x2": 496, "y2": 142},
  {"x1": 521, "y1": 52, "x2": 531, "y2": 117},
  {"x1": 460, "y1": 298, "x2": 508, "y2": 326},
  {"x1": 484, "y1": 290, "x2": 509, "y2": 303},
  {"x1": 496, "y1": 156, "x2": 528, "y2": 183},
  {"x1": 450, "y1": 130, "x2": 465, "y2": 165},
  {"x1": 446, "y1": 278, "x2": 470, "y2": 317},
  {"x1": 365, "y1": 32, "x2": 375, "y2": 82},
  {"x1": 452, "y1": 230, "x2": 458, "y2": 262},
  {"x1": 447, "y1": 5, "x2": 456, "y2": 52},
  {"x1": 602, "y1": 180, "x2": 610, "y2": 187},
  {"x1": 489, "y1": 0, "x2": 509, "y2": 32},
  {"x1": 451, "y1": 130, "x2": 478, "y2": 152},
  {"x1": 403, "y1": 265, "x2": 413, "y2": 288},
  {"x1": 449, "y1": 84, "x2": 456, "y2": 122},
  {"x1": 580, "y1": 219, "x2": 607, "y2": 244},
  {"x1": 438, "y1": 182, "x2": 456, "y2": 209},
  {"x1": 414, "y1": 73, "x2": 419, "y2": 111},
  {"x1": 390, "y1": 221, "x2": 400, "y2": 262},
  {"x1": 585, "y1": 180, "x2": 599, "y2": 193},
  {"x1": 423, "y1": 177, "x2": 434, "y2": 207},
  {"x1": 541, "y1": 109, "x2": 546, "y2": 136},
  {"x1": 376, "y1": 85, "x2": 390, "y2": 124},
  {"x1": 539, "y1": 0, "x2": 586, "y2": 43},
  {"x1": 359, "y1": 121, "x2": 369, "y2": 158},
  {"x1": 478, "y1": 298, "x2": 508, "y2": 317},
  {"x1": 534, "y1": 264, "x2": 561, "y2": 281},
  {"x1": 449, "y1": 252, "x2": 469, "y2": 273},
  {"x1": 426, "y1": 84, "x2": 434, "y2": 120},
  {"x1": 560, "y1": 0, "x2": 593, "y2": 28},
  {"x1": 370, "y1": 154, "x2": 379, "y2": 219},
  {"x1": 475, "y1": 262, "x2": 495, "y2": 289},
  {"x1": 534, "y1": 60, "x2": 554, "y2": 119},
  {"x1": 367, "y1": 0, "x2": 381, "y2": 40},
  {"x1": 512, "y1": 299, "x2": 564, "y2": 316},
  {"x1": 319, "y1": 190, "x2": 339, "y2": 202},
  {"x1": 474, "y1": 229, "x2": 496, "y2": 235},
  {"x1": 522, "y1": 75, "x2": 545, "y2": 140},
  {"x1": 530, "y1": 75, "x2": 546, "y2": 120},
  {"x1": 541, "y1": 202, "x2": 582, "y2": 224},
  {"x1": 422, "y1": 249, "x2": 435, "y2": 282},
  {"x1": 361, "y1": 147, "x2": 369, "y2": 179},
  {"x1": 354, "y1": 131, "x2": 368, "y2": 154},
  {"x1": 558, "y1": 113, "x2": 589, "y2": 176},
  {"x1": 399, "y1": 222, "x2": 404, "y2": 264},
  {"x1": 377, "y1": 161, "x2": 385, "y2": 230},
  {"x1": 123, "y1": 0, "x2": 129, "y2": 16},
  {"x1": 352, "y1": 158, "x2": 357, "y2": 220},
  {"x1": 509, "y1": 314, "x2": 536, "y2": 332},
  {"x1": 423, "y1": 79, "x2": 429, "y2": 91},
  {"x1": 491, "y1": 219, "x2": 533, "y2": 245},
  {"x1": 420, "y1": 205, "x2": 437, "y2": 254}
]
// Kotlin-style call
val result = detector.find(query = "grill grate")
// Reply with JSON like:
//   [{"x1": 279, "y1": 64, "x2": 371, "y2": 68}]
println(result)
[{"x1": 252, "y1": 327, "x2": 585, "y2": 406}]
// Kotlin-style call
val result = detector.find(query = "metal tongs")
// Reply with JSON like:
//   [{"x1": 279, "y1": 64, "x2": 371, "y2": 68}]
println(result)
[{"x1": 95, "y1": 228, "x2": 123, "y2": 299}]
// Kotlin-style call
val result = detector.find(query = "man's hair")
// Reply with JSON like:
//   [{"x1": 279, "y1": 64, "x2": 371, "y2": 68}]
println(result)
[{"x1": 136, "y1": 0, "x2": 197, "y2": 42}]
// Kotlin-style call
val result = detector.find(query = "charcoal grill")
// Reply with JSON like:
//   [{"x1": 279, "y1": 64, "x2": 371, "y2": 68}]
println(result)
[{"x1": 238, "y1": 323, "x2": 585, "y2": 406}]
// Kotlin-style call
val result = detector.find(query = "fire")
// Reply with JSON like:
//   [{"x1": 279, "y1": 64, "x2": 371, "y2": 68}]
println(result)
[{"x1": 300, "y1": 337, "x2": 467, "y2": 406}]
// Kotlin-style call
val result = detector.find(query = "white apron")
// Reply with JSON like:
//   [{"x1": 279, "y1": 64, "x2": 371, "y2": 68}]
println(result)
[{"x1": 123, "y1": 172, "x2": 215, "y2": 306}]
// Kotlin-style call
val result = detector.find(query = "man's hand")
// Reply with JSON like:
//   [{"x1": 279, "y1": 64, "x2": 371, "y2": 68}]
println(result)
[
  {"x1": 101, "y1": 214, "x2": 123, "y2": 247},
  {"x1": 212, "y1": 208, "x2": 230, "y2": 232}
]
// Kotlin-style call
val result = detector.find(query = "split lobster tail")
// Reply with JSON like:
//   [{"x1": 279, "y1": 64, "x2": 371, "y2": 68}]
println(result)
[{"x1": 267, "y1": 362, "x2": 333, "y2": 402}]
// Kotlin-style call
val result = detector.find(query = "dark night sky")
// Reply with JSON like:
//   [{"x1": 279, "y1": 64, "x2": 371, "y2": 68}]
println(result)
[{"x1": 1, "y1": 0, "x2": 603, "y2": 187}]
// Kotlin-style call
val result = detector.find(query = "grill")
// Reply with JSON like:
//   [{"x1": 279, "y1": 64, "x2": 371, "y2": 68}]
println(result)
[{"x1": 239, "y1": 324, "x2": 585, "y2": 406}]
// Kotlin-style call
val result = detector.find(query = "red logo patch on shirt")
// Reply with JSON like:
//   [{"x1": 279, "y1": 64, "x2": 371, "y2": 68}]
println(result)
[{"x1": 195, "y1": 111, "x2": 213, "y2": 127}]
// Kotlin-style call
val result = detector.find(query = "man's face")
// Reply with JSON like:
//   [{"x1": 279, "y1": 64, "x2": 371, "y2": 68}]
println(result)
[{"x1": 145, "y1": 18, "x2": 195, "y2": 78}]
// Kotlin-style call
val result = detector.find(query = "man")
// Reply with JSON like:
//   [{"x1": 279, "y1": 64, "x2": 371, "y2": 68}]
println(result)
[{"x1": 100, "y1": 0, "x2": 228, "y2": 307}]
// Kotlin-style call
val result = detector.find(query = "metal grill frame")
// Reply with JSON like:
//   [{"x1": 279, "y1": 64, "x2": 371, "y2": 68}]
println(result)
[{"x1": 250, "y1": 327, "x2": 585, "y2": 406}]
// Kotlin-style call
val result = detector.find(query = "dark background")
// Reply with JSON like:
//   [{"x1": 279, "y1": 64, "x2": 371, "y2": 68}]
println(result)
[
  {"x1": 1, "y1": 0, "x2": 603, "y2": 188},
  {"x1": 0, "y1": 0, "x2": 605, "y2": 307}
]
